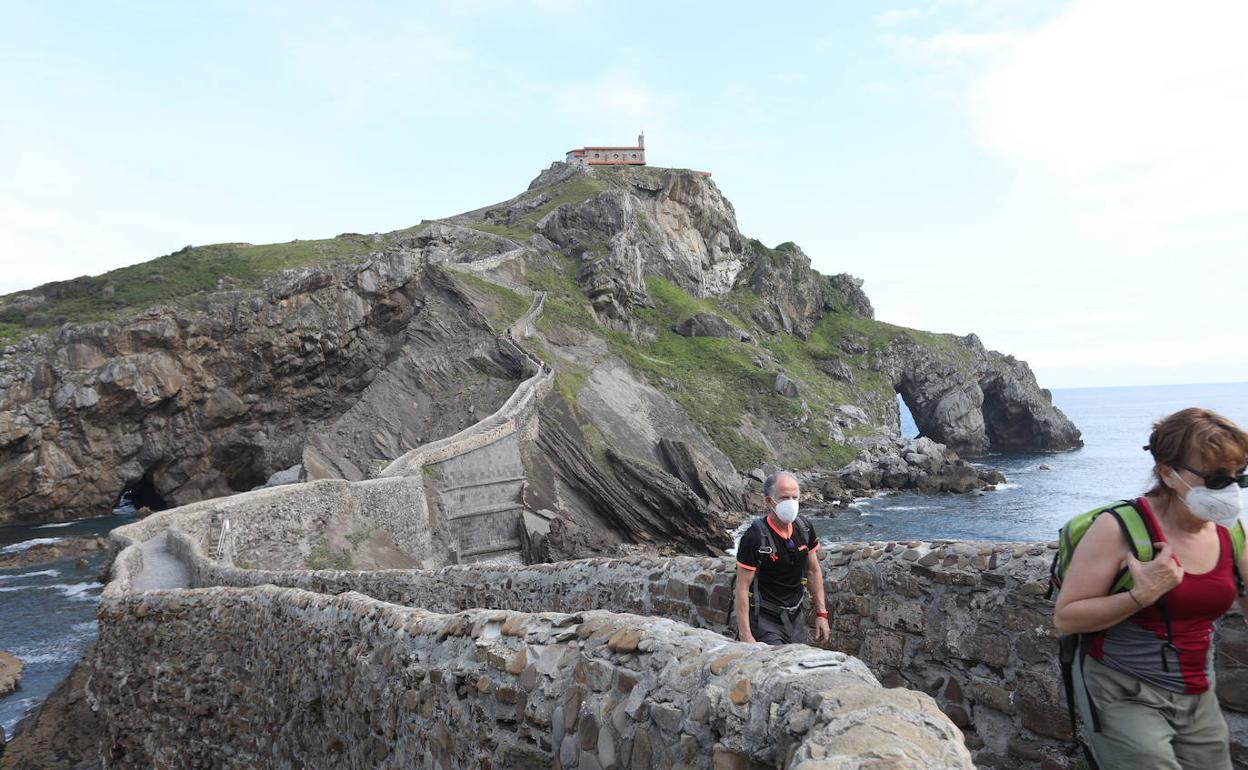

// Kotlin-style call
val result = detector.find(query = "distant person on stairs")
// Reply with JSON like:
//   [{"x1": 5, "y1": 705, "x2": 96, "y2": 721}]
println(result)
[{"x1": 734, "y1": 471, "x2": 830, "y2": 645}]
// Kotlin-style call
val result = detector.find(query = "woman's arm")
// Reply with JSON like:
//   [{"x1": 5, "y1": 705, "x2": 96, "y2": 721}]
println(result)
[{"x1": 1053, "y1": 513, "x2": 1182, "y2": 635}]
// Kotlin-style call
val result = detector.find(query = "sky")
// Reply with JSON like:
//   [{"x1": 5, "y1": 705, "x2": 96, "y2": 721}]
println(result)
[{"x1": 1, "y1": 0, "x2": 1245, "y2": 389}]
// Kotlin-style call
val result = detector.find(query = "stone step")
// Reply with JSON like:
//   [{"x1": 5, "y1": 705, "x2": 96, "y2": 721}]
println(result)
[
  {"x1": 441, "y1": 475, "x2": 527, "y2": 493},
  {"x1": 447, "y1": 503, "x2": 525, "y2": 521},
  {"x1": 460, "y1": 539, "x2": 524, "y2": 559},
  {"x1": 439, "y1": 481, "x2": 525, "y2": 513}
]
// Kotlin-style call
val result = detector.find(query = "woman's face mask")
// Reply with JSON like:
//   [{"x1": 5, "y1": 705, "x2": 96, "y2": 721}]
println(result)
[{"x1": 1171, "y1": 469, "x2": 1243, "y2": 528}]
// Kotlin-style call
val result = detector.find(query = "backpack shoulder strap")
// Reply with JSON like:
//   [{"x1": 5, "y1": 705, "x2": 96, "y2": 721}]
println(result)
[
  {"x1": 1231, "y1": 520, "x2": 1245, "y2": 563},
  {"x1": 1103, "y1": 499, "x2": 1157, "y2": 595},
  {"x1": 1110, "y1": 498, "x2": 1157, "y2": 560},
  {"x1": 793, "y1": 515, "x2": 811, "y2": 548},
  {"x1": 1231, "y1": 520, "x2": 1245, "y2": 597}
]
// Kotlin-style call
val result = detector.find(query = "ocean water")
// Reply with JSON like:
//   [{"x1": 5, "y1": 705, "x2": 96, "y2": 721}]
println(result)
[
  {"x1": 0, "y1": 515, "x2": 120, "y2": 737},
  {"x1": 813, "y1": 382, "x2": 1248, "y2": 543},
  {"x1": 0, "y1": 382, "x2": 1245, "y2": 737}
]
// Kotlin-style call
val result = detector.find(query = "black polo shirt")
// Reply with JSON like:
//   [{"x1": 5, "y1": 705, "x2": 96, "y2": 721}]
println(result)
[{"x1": 736, "y1": 514, "x2": 819, "y2": 608}]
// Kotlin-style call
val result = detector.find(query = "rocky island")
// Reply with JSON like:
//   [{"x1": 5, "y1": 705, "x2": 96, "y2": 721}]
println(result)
[
  {"x1": 2, "y1": 163, "x2": 1208, "y2": 770},
  {"x1": 0, "y1": 162, "x2": 1079, "y2": 536}
]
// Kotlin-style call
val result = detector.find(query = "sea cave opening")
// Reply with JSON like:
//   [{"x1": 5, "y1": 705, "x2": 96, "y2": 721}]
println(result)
[
  {"x1": 896, "y1": 393, "x2": 920, "y2": 439},
  {"x1": 113, "y1": 470, "x2": 168, "y2": 514}
]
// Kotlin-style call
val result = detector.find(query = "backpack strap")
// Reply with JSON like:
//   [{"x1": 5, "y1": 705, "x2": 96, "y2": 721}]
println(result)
[
  {"x1": 793, "y1": 515, "x2": 811, "y2": 552},
  {"x1": 1231, "y1": 520, "x2": 1246, "y2": 597}
]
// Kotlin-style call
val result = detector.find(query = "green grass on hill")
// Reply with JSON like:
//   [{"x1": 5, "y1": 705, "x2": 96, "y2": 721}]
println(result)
[
  {"x1": 524, "y1": 260, "x2": 971, "y2": 472},
  {"x1": 0, "y1": 233, "x2": 402, "y2": 343},
  {"x1": 469, "y1": 174, "x2": 608, "y2": 243},
  {"x1": 449, "y1": 271, "x2": 531, "y2": 332},
  {"x1": 523, "y1": 260, "x2": 888, "y2": 469}
]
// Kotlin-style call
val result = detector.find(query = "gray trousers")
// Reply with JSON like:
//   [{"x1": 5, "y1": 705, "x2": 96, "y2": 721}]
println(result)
[
  {"x1": 750, "y1": 608, "x2": 808, "y2": 645},
  {"x1": 1075, "y1": 654, "x2": 1230, "y2": 770}
]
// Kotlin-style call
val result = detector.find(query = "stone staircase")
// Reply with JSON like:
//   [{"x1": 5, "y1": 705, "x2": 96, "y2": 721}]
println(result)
[
  {"x1": 426, "y1": 432, "x2": 527, "y2": 565},
  {"x1": 378, "y1": 289, "x2": 551, "y2": 566}
]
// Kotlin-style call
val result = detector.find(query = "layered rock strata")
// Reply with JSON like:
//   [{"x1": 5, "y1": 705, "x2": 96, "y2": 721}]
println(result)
[{"x1": 0, "y1": 257, "x2": 524, "y2": 525}]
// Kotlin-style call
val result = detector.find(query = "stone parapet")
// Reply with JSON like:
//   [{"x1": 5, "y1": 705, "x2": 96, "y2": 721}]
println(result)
[
  {"x1": 91, "y1": 586, "x2": 972, "y2": 769},
  {"x1": 157, "y1": 534, "x2": 1248, "y2": 769}
]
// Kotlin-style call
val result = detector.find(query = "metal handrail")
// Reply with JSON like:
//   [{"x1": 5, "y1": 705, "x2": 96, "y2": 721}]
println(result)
[{"x1": 214, "y1": 518, "x2": 230, "y2": 561}]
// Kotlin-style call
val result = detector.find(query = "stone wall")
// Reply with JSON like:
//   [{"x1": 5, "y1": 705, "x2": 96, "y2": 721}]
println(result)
[
  {"x1": 91, "y1": 584, "x2": 971, "y2": 769},
  {"x1": 157, "y1": 530, "x2": 1248, "y2": 769}
]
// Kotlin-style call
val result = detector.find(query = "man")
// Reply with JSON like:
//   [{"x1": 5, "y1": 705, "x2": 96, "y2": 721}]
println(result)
[{"x1": 734, "y1": 471, "x2": 830, "y2": 645}]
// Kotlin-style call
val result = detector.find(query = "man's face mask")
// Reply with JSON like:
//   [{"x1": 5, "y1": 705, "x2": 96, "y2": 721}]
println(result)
[{"x1": 774, "y1": 498, "x2": 799, "y2": 524}]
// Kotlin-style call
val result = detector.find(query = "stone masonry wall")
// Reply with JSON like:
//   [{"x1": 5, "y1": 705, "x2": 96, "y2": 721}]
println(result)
[
  {"x1": 161, "y1": 530, "x2": 1248, "y2": 770},
  {"x1": 91, "y1": 585, "x2": 972, "y2": 769}
]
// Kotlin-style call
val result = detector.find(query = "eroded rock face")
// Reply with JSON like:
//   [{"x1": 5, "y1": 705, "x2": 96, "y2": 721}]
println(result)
[
  {"x1": 879, "y1": 335, "x2": 1082, "y2": 456},
  {"x1": 0, "y1": 256, "x2": 523, "y2": 525},
  {"x1": 521, "y1": 395, "x2": 731, "y2": 561},
  {"x1": 532, "y1": 165, "x2": 750, "y2": 320},
  {"x1": 735, "y1": 241, "x2": 874, "y2": 338}
]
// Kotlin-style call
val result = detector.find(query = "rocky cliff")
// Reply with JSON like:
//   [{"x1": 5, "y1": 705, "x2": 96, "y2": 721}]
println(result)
[
  {"x1": 0, "y1": 162, "x2": 1080, "y2": 536},
  {"x1": 0, "y1": 256, "x2": 526, "y2": 525}
]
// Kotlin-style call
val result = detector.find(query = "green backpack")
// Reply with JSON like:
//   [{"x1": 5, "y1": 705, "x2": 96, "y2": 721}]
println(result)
[
  {"x1": 1048, "y1": 499, "x2": 1245, "y2": 598},
  {"x1": 1046, "y1": 499, "x2": 1245, "y2": 768}
]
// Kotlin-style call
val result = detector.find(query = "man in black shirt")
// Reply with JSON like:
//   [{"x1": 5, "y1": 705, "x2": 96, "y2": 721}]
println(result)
[{"x1": 733, "y1": 471, "x2": 829, "y2": 645}]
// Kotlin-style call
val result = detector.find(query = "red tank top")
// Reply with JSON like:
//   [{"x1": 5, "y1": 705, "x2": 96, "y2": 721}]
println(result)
[{"x1": 1089, "y1": 498, "x2": 1238, "y2": 694}]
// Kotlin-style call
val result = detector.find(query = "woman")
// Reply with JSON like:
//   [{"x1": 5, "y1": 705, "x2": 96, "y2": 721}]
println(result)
[{"x1": 1054, "y1": 407, "x2": 1248, "y2": 770}]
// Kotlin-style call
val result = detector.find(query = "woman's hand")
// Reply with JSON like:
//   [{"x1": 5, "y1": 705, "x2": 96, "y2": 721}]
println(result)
[{"x1": 1125, "y1": 541, "x2": 1184, "y2": 606}]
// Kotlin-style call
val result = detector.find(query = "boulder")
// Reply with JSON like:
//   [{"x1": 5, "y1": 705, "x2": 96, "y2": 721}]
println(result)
[
  {"x1": 819, "y1": 359, "x2": 854, "y2": 382},
  {"x1": 774, "y1": 374, "x2": 799, "y2": 398},
  {"x1": 0, "y1": 650, "x2": 22, "y2": 696},
  {"x1": 671, "y1": 313, "x2": 748, "y2": 341}
]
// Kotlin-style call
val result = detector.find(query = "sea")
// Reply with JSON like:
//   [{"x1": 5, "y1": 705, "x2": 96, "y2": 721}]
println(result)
[{"x1": 0, "y1": 382, "x2": 1245, "y2": 737}]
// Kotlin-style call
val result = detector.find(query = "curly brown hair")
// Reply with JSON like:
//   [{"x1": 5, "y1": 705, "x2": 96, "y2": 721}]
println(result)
[{"x1": 1145, "y1": 407, "x2": 1248, "y2": 497}]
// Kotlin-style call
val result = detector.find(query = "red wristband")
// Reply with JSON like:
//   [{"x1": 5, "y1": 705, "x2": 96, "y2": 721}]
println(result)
[{"x1": 815, "y1": 611, "x2": 828, "y2": 618}]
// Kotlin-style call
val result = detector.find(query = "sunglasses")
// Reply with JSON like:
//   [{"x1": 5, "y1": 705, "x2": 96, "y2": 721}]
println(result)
[{"x1": 1180, "y1": 465, "x2": 1248, "y2": 491}]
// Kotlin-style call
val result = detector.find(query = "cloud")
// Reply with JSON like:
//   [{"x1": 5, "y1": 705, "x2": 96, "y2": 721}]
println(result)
[
  {"x1": 884, "y1": 29, "x2": 1021, "y2": 62},
  {"x1": 874, "y1": 8, "x2": 925, "y2": 26},
  {"x1": 0, "y1": 197, "x2": 161, "y2": 294},
  {"x1": 970, "y1": 0, "x2": 1248, "y2": 226},
  {"x1": 552, "y1": 71, "x2": 677, "y2": 125}
]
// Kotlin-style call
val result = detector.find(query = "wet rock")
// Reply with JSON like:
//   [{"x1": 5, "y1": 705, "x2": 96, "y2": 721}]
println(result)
[{"x1": 0, "y1": 651, "x2": 22, "y2": 696}]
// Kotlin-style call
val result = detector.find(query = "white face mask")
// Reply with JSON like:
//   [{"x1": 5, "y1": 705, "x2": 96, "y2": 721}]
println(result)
[
  {"x1": 1172, "y1": 471, "x2": 1243, "y2": 528},
  {"x1": 773, "y1": 499, "x2": 799, "y2": 524}
]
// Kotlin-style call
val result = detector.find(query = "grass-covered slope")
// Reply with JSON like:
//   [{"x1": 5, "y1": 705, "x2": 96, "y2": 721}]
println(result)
[
  {"x1": 517, "y1": 250, "x2": 968, "y2": 472},
  {"x1": 0, "y1": 169, "x2": 617, "y2": 345},
  {"x1": 0, "y1": 233, "x2": 420, "y2": 343}
]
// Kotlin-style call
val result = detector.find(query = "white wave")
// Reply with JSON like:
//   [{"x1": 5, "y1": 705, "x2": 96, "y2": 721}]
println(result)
[
  {"x1": 881, "y1": 505, "x2": 934, "y2": 512},
  {"x1": 33, "y1": 521, "x2": 76, "y2": 529},
  {"x1": 993, "y1": 482, "x2": 1023, "y2": 491},
  {"x1": 0, "y1": 537, "x2": 63, "y2": 554},
  {"x1": 0, "y1": 569, "x2": 61, "y2": 581},
  {"x1": 0, "y1": 581, "x2": 102, "y2": 599},
  {"x1": 51, "y1": 582, "x2": 102, "y2": 600},
  {"x1": 859, "y1": 512, "x2": 883, "y2": 517}
]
